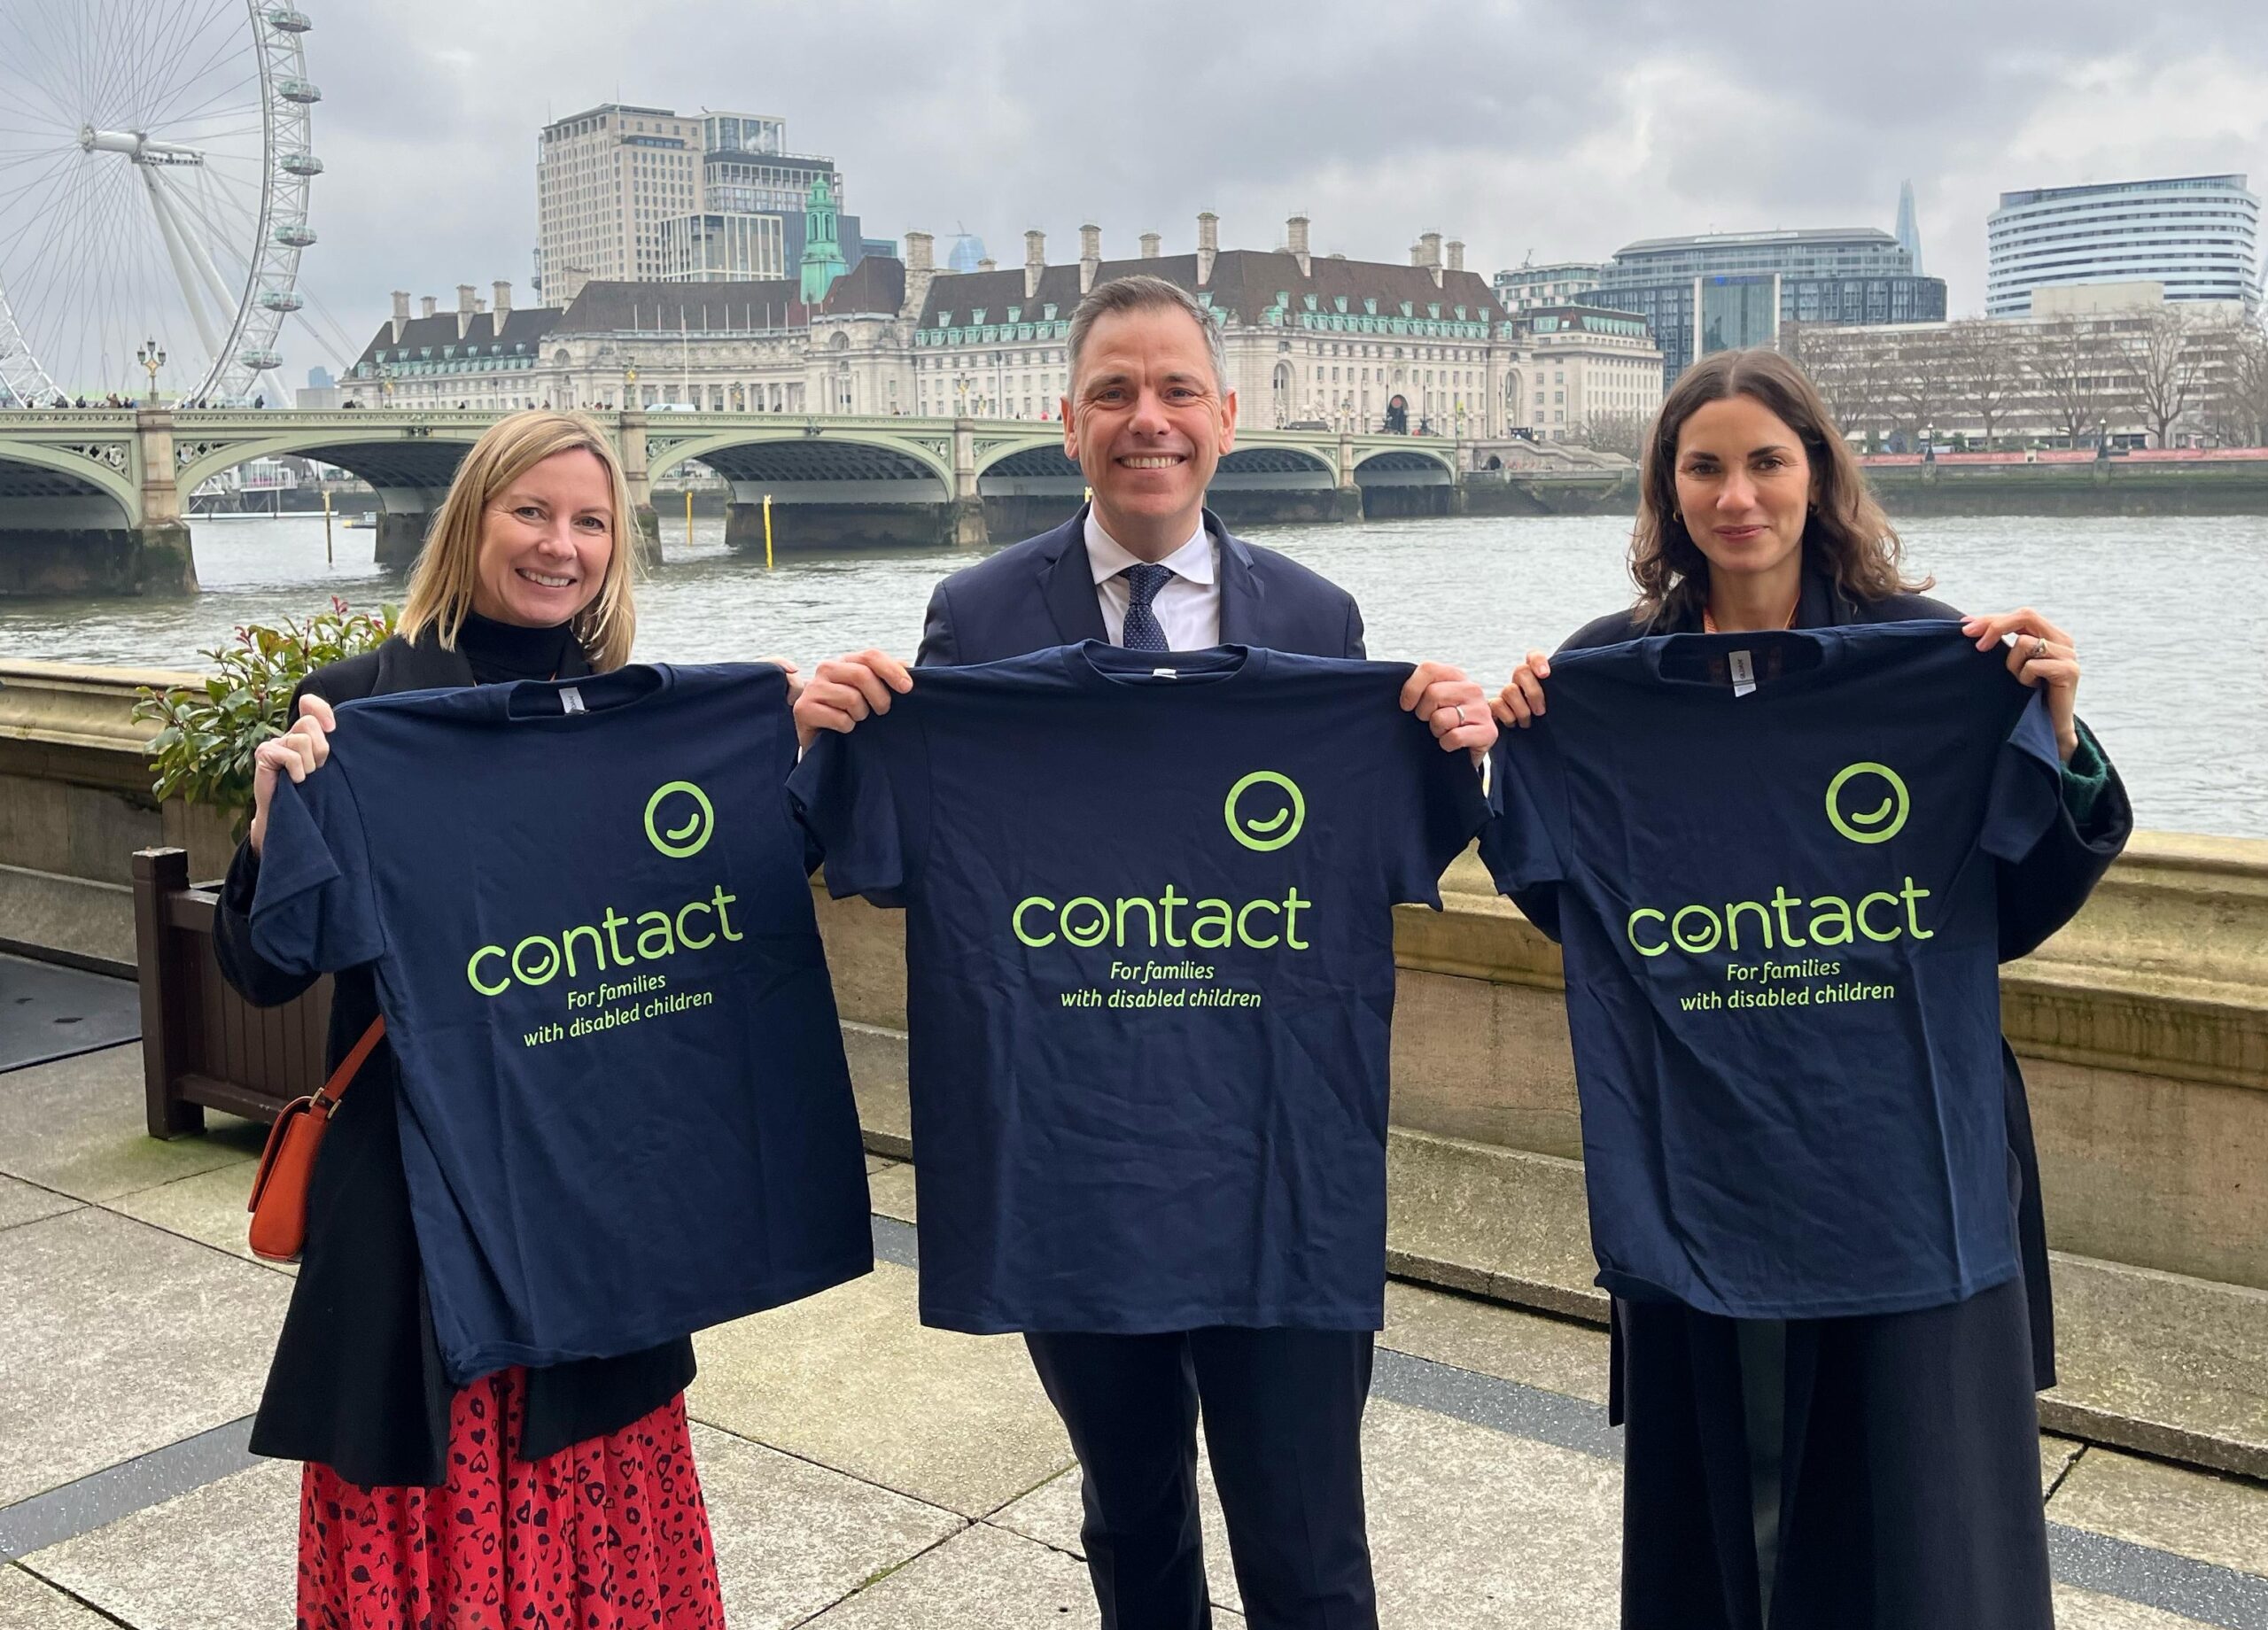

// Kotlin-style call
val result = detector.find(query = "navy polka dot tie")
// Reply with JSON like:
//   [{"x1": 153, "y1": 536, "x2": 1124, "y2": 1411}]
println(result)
[{"x1": 1121, "y1": 563, "x2": 1173, "y2": 652}]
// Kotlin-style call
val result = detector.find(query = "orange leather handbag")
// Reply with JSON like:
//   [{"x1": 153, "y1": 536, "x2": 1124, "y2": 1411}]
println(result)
[{"x1": 246, "y1": 1015, "x2": 387, "y2": 1262}]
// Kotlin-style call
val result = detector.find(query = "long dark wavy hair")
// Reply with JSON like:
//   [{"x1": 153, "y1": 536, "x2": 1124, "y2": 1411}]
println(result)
[{"x1": 1630, "y1": 348, "x2": 1925, "y2": 628}]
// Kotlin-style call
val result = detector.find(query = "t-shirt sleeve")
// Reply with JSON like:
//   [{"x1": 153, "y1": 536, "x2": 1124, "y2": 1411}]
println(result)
[
  {"x1": 787, "y1": 727, "x2": 910, "y2": 908},
  {"x1": 248, "y1": 757, "x2": 386, "y2": 975},
  {"x1": 1383, "y1": 714, "x2": 1492, "y2": 909},
  {"x1": 1478, "y1": 726, "x2": 1570, "y2": 896},
  {"x1": 1979, "y1": 688, "x2": 2065, "y2": 865}
]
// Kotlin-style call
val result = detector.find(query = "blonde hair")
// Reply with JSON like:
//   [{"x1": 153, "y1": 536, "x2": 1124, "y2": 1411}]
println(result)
[{"x1": 396, "y1": 410, "x2": 639, "y2": 671}]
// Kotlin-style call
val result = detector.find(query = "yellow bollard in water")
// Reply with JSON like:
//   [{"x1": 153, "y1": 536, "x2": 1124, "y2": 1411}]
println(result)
[
  {"x1": 764, "y1": 493, "x2": 774, "y2": 569},
  {"x1": 323, "y1": 488, "x2": 334, "y2": 564},
  {"x1": 685, "y1": 488, "x2": 694, "y2": 548}
]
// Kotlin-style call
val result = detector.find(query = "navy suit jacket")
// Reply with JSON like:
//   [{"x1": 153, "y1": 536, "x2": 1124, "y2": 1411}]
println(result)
[{"x1": 916, "y1": 508, "x2": 1364, "y2": 666}]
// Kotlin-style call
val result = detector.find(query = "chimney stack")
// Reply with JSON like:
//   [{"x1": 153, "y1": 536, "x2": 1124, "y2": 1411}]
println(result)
[
  {"x1": 390, "y1": 291, "x2": 410, "y2": 343},
  {"x1": 1024, "y1": 229, "x2": 1046, "y2": 299},
  {"x1": 1285, "y1": 214, "x2": 1311, "y2": 277},
  {"x1": 421, "y1": 295, "x2": 438, "y2": 319},
  {"x1": 456, "y1": 283, "x2": 478, "y2": 339},
  {"x1": 493, "y1": 281, "x2": 512, "y2": 317},
  {"x1": 1446, "y1": 240, "x2": 1464, "y2": 273},
  {"x1": 1139, "y1": 231, "x2": 1161, "y2": 259},
  {"x1": 1420, "y1": 232, "x2": 1444, "y2": 287},
  {"x1": 1196, "y1": 212, "x2": 1219, "y2": 283},
  {"x1": 1410, "y1": 244, "x2": 1424, "y2": 267},
  {"x1": 899, "y1": 230, "x2": 938, "y2": 320},
  {"x1": 978, "y1": 257, "x2": 997, "y2": 273},
  {"x1": 1079, "y1": 222, "x2": 1101, "y2": 294}
]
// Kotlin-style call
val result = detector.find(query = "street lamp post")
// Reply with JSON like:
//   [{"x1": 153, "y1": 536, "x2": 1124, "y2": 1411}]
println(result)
[
  {"x1": 136, "y1": 338, "x2": 166, "y2": 406},
  {"x1": 625, "y1": 362, "x2": 639, "y2": 411}
]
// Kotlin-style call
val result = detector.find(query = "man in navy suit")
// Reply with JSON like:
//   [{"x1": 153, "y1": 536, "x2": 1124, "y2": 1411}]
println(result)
[{"x1": 796, "y1": 275, "x2": 1495, "y2": 1630}]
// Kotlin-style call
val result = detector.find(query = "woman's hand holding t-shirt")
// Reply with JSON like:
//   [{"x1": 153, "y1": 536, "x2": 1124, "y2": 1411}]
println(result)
[{"x1": 248, "y1": 693, "x2": 338, "y2": 856}]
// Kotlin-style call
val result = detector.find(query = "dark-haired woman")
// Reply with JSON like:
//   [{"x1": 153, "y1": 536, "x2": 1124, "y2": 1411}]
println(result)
[{"x1": 1490, "y1": 349, "x2": 2129, "y2": 1629}]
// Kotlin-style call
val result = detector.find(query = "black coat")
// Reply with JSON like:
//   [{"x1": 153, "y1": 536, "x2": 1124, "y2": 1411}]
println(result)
[
  {"x1": 1518, "y1": 568, "x2": 2132, "y2": 1390},
  {"x1": 213, "y1": 629, "x2": 695, "y2": 1488}
]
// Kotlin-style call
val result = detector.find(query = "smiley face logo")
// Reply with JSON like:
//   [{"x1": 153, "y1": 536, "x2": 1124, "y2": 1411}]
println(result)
[
  {"x1": 644, "y1": 780, "x2": 715, "y2": 858},
  {"x1": 1224, "y1": 771, "x2": 1306, "y2": 852},
  {"x1": 1825, "y1": 761, "x2": 1910, "y2": 845}
]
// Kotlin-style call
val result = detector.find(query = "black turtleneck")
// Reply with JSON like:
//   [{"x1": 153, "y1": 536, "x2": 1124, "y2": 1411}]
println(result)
[{"x1": 454, "y1": 610, "x2": 575, "y2": 685}]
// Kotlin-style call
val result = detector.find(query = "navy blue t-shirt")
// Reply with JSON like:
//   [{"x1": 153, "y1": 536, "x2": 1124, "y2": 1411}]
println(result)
[
  {"x1": 1481, "y1": 623, "x2": 2062, "y2": 1320},
  {"x1": 789, "y1": 642, "x2": 1488, "y2": 1334},
  {"x1": 252, "y1": 663, "x2": 872, "y2": 1382}
]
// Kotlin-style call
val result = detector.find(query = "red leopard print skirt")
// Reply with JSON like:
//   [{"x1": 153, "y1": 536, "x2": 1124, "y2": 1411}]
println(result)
[{"x1": 297, "y1": 1368, "x2": 725, "y2": 1629}]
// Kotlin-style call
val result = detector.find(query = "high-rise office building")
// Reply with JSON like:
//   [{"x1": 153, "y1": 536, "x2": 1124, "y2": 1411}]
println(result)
[
  {"x1": 1595, "y1": 227, "x2": 1946, "y2": 385},
  {"x1": 536, "y1": 105, "x2": 874, "y2": 304},
  {"x1": 1985, "y1": 174, "x2": 2261, "y2": 316},
  {"x1": 1895, "y1": 181, "x2": 1923, "y2": 276},
  {"x1": 1493, "y1": 260, "x2": 1603, "y2": 314}
]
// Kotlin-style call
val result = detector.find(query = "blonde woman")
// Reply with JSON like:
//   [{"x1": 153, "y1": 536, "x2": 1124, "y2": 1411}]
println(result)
[{"x1": 215, "y1": 412, "x2": 740, "y2": 1629}]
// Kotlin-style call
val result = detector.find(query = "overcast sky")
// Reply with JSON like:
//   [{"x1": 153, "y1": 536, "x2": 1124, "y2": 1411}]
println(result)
[{"x1": 289, "y1": 0, "x2": 2266, "y2": 371}]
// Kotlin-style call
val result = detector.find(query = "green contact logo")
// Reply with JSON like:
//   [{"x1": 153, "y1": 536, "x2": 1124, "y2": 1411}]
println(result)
[
  {"x1": 1824, "y1": 762, "x2": 1910, "y2": 845},
  {"x1": 644, "y1": 780, "x2": 715, "y2": 858},
  {"x1": 1224, "y1": 771, "x2": 1305, "y2": 852}
]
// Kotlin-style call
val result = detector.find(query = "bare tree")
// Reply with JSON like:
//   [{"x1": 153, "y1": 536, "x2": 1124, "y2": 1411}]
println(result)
[
  {"x1": 2026, "y1": 316, "x2": 2122, "y2": 447},
  {"x1": 2225, "y1": 322, "x2": 2268, "y2": 447},
  {"x1": 2121, "y1": 305, "x2": 2209, "y2": 447},
  {"x1": 1944, "y1": 318, "x2": 2029, "y2": 449},
  {"x1": 1884, "y1": 328, "x2": 1948, "y2": 450},
  {"x1": 1565, "y1": 410, "x2": 1649, "y2": 462}
]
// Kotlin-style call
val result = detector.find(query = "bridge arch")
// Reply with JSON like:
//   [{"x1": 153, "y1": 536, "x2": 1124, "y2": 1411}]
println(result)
[
  {"x1": 650, "y1": 429, "x2": 953, "y2": 499},
  {"x1": 1352, "y1": 445, "x2": 1457, "y2": 485},
  {"x1": 173, "y1": 429, "x2": 489, "y2": 512},
  {"x1": 0, "y1": 443, "x2": 139, "y2": 524}
]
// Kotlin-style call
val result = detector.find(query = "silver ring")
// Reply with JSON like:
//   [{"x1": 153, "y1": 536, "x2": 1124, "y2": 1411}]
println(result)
[
  {"x1": 2031, "y1": 636, "x2": 2049, "y2": 660},
  {"x1": 1452, "y1": 703, "x2": 1467, "y2": 725}
]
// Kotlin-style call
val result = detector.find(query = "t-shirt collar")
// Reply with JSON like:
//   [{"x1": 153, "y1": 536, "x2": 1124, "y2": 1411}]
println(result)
[{"x1": 1084, "y1": 508, "x2": 1214, "y2": 587}]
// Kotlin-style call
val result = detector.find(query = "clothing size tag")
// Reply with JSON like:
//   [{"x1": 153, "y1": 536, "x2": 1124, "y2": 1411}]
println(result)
[
  {"x1": 1728, "y1": 650, "x2": 1756, "y2": 698},
  {"x1": 558, "y1": 687, "x2": 586, "y2": 714}
]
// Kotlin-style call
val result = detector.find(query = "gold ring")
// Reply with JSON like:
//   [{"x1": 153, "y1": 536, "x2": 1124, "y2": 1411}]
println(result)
[{"x1": 2032, "y1": 637, "x2": 2049, "y2": 660}]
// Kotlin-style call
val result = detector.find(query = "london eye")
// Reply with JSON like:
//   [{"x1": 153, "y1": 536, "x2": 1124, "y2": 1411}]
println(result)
[{"x1": 0, "y1": 2, "x2": 321, "y2": 408}]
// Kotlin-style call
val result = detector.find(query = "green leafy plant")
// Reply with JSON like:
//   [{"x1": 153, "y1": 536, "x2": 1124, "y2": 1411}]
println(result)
[{"x1": 134, "y1": 597, "x2": 395, "y2": 832}]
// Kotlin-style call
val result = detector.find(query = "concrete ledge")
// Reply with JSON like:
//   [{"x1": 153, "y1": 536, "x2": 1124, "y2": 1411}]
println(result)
[{"x1": 0, "y1": 867, "x2": 134, "y2": 970}]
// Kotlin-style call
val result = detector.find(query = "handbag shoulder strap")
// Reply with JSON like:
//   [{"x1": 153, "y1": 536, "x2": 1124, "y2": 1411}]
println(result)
[{"x1": 314, "y1": 1015, "x2": 387, "y2": 1114}]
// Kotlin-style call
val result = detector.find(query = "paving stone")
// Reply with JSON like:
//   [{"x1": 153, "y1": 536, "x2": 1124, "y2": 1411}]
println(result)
[
  {"x1": 865, "y1": 1153, "x2": 895, "y2": 1176},
  {"x1": 19, "y1": 1457, "x2": 299, "y2": 1630},
  {"x1": 1381, "y1": 1280, "x2": 1610, "y2": 1406},
  {"x1": 0, "y1": 1175, "x2": 78, "y2": 1233},
  {"x1": 1386, "y1": 1129, "x2": 1607, "y2": 1320},
  {"x1": 0, "y1": 1208, "x2": 289, "y2": 1506},
  {"x1": 0, "y1": 1044, "x2": 263, "y2": 1204},
  {"x1": 693, "y1": 1421, "x2": 966, "y2": 1629},
  {"x1": 689, "y1": 1261, "x2": 1073, "y2": 1518},
  {"x1": 0, "y1": 1565, "x2": 115, "y2": 1628},
  {"x1": 866, "y1": 1159, "x2": 918, "y2": 1225},
  {"x1": 2048, "y1": 1446, "x2": 2268, "y2": 1580},
  {"x1": 802, "y1": 1521, "x2": 1115, "y2": 1627},
  {"x1": 2043, "y1": 1434, "x2": 2087, "y2": 1495},
  {"x1": 105, "y1": 1160, "x2": 294, "y2": 1277},
  {"x1": 2050, "y1": 1582, "x2": 2212, "y2": 1627},
  {"x1": 995, "y1": 1397, "x2": 1623, "y2": 1627}
]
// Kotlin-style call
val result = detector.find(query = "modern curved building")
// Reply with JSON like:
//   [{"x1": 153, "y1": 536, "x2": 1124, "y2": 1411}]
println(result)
[{"x1": 1986, "y1": 175, "x2": 2261, "y2": 316}]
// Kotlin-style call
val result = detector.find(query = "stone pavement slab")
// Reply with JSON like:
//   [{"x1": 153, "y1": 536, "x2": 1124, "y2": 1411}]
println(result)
[
  {"x1": 0, "y1": 1207, "x2": 288, "y2": 1507},
  {"x1": 0, "y1": 1175, "x2": 78, "y2": 1233},
  {"x1": 2045, "y1": 1433, "x2": 2088, "y2": 1494},
  {"x1": 692, "y1": 1421, "x2": 965, "y2": 1628},
  {"x1": 996, "y1": 1397, "x2": 1622, "y2": 1627},
  {"x1": 0, "y1": 1044, "x2": 261, "y2": 1203},
  {"x1": 106, "y1": 1160, "x2": 293, "y2": 1277},
  {"x1": 0, "y1": 1564, "x2": 115, "y2": 1628},
  {"x1": 2054, "y1": 1582, "x2": 2218, "y2": 1627},
  {"x1": 2048, "y1": 1447, "x2": 2268, "y2": 1580},
  {"x1": 17, "y1": 1458, "x2": 298, "y2": 1630},
  {"x1": 1381, "y1": 1280, "x2": 1610, "y2": 1406},
  {"x1": 690, "y1": 1260, "x2": 1073, "y2": 1517},
  {"x1": 804, "y1": 1520, "x2": 1231, "y2": 1627},
  {"x1": 866, "y1": 1157, "x2": 918, "y2": 1224}
]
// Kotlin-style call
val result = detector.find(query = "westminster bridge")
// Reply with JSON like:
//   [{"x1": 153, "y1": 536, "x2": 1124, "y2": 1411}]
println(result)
[{"x1": 0, "y1": 407, "x2": 1635, "y2": 596}]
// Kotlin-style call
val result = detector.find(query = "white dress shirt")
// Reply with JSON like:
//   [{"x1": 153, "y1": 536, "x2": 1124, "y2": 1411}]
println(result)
[{"x1": 1086, "y1": 511, "x2": 1220, "y2": 650}]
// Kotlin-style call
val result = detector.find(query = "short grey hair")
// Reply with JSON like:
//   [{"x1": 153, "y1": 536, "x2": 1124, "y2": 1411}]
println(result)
[{"x1": 1066, "y1": 275, "x2": 1228, "y2": 394}]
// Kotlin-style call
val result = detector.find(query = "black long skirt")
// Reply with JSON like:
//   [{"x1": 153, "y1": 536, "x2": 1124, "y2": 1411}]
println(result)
[{"x1": 1614, "y1": 1274, "x2": 2054, "y2": 1630}]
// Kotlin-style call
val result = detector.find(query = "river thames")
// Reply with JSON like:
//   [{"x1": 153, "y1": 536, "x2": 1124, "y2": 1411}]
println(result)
[{"x1": 4, "y1": 511, "x2": 2263, "y2": 838}]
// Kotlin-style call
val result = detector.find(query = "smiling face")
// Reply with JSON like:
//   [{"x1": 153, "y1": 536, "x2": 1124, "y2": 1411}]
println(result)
[
  {"x1": 1063, "y1": 304, "x2": 1236, "y2": 556},
  {"x1": 1673, "y1": 394, "x2": 1815, "y2": 587},
  {"x1": 470, "y1": 446, "x2": 616, "y2": 627}
]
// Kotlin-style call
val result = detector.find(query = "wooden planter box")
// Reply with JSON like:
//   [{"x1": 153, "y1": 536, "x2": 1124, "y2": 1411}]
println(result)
[{"x1": 131, "y1": 846, "x2": 330, "y2": 1137}]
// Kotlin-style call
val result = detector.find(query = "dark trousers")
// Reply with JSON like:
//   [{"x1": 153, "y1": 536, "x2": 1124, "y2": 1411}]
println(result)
[
  {"x1": 1023, "y1": 1327, "x2": 1379, "y2": 1630},
  {"x1": 1616, "y1": 1276, "x2": 2053, "y2": 1630}
]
